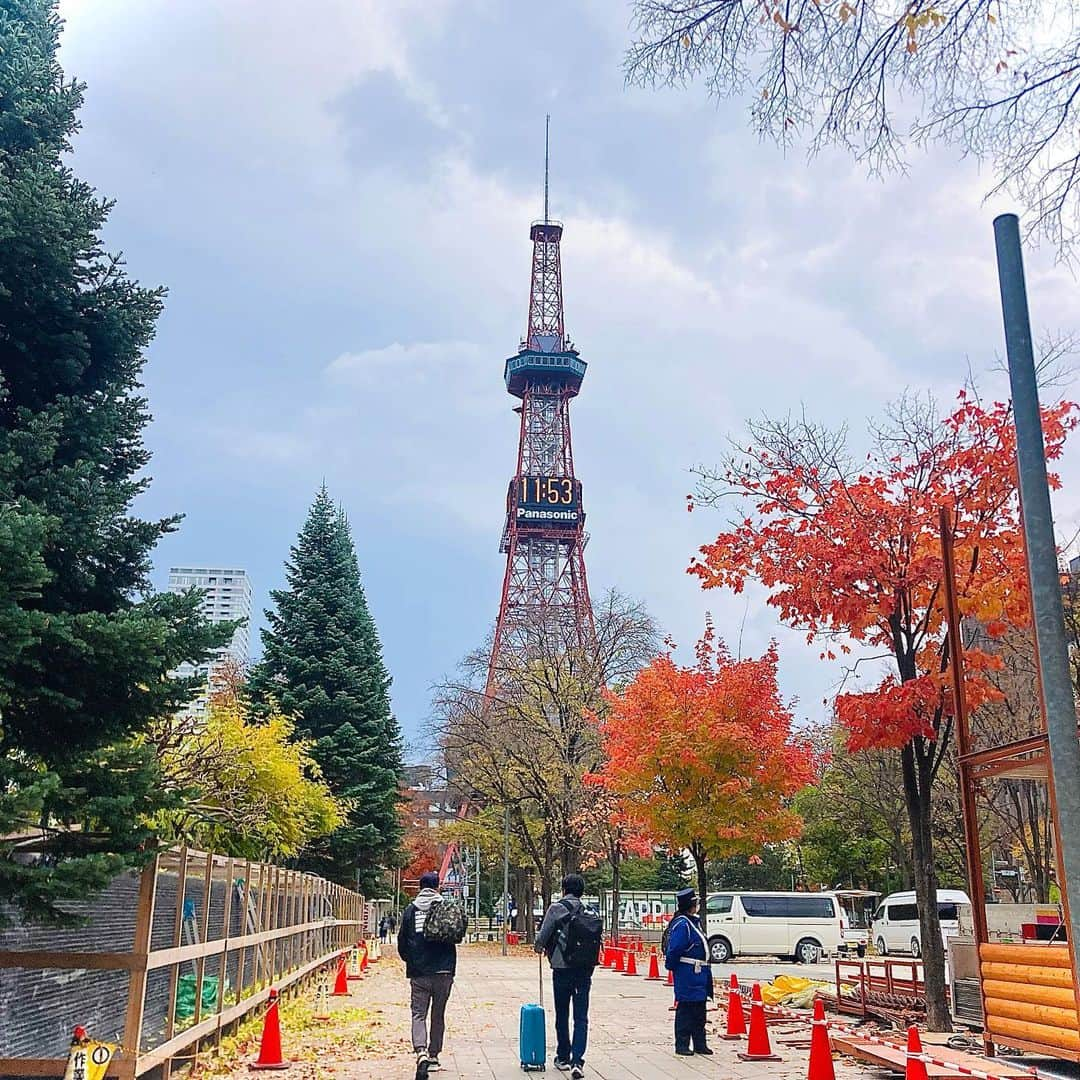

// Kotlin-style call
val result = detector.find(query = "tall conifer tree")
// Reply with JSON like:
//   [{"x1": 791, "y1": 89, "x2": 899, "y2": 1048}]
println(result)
[
  {"x1": 249, "y1": 488, "x2": 403, "y2": 889},
  {"x1": 0, "y1": 0, "x2": 228, "y2": 920}
]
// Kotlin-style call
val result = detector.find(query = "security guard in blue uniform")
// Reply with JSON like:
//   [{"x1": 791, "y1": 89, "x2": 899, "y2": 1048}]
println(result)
[{"x1": 664, "y1": 888, "x2": 714, "y2": 1056}]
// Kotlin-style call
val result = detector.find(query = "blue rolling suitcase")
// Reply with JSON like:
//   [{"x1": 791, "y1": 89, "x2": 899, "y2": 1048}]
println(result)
[{"x1": 520, "y1": 955, "x2": 547, "y2": 1071}]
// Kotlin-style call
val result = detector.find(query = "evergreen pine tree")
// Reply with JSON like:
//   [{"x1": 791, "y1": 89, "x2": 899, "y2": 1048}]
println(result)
[
  {"x1": 0, "y1": 0, "x2": 229, "y2": 920},
  {"x1": 249, "y1": 487, "x2": 404, "y2": 889}
]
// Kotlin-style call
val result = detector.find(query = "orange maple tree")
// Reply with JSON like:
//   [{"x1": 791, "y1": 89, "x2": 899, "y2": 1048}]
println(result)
[
  {"x1": 688, "y1": 391, "x2": 1076, "y2": 1027},
  {"x1": 575, "y1": 785, "x2": 653, "y2": 942},
  {"x1": 590, "y1": 627, "x2": 816, "y2": 917},
  {"x1": 400, "y1": 828, "x2": 441, "y2": 884},
  {"x1": 398, "y1": 787, "x2": 443, "y2": 885}
]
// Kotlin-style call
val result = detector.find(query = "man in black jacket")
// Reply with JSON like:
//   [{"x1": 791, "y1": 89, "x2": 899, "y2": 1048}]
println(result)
[
  {"x1": 398, "y1": 871, "x2": 457, "y2": 1073},
  {"x1": 535, "y1": 873, "x2": 594, "y2": 1078}
]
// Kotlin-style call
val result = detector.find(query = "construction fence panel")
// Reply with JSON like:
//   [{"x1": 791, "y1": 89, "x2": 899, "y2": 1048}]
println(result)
[{"x1": 0, "y1": 848, "x2": 364, "y2": 1079}]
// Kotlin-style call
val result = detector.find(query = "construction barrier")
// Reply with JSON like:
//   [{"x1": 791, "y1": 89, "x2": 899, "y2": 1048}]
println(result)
[
  {"x1": 594, "y1": 942, "x2": 1045, "y2": 1080},
  {"x1": 0, "y1": 847, "x2": 363, "y2": 1078}
]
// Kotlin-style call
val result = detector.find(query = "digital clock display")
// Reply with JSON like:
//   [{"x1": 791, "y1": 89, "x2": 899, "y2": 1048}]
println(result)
[{"x1": 514, "y1": 475, "x2": 582, "y2": 525}]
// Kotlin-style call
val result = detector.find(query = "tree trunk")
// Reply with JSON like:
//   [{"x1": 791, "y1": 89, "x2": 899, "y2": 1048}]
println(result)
[
  {"x1": 901, "y1": 741, "x2": 952, "y2": 1032},
  {"x1": 611, "y1": 846, "x2": 622, "y2": 944},
  {"x1": 690, "y1": 841, "x2": 708, "y2": 921},
  {"x1": 525, "y1": 873, "x2": 536, "y2": 945}
]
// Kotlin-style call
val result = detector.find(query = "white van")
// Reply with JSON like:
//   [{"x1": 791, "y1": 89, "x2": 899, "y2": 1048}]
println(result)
[
  {"x1": 704, "y1": 891, "x2": 843, "y2": 965},
  {"x1": 871, "y1": 889, "x2": 970, "y2": 957}
]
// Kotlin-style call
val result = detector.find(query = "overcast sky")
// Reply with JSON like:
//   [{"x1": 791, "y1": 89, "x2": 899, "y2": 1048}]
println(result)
[{"x1": 57, "y1": 0, "x2": 1080, "y2": 756}]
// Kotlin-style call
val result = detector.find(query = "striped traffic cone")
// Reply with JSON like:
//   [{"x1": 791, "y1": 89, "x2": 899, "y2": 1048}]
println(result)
[
  {"x1": 807, "y1": 999, "x2": 836, "y2": 1080},
  {"x1": 905, "y1": 1027, "x2": 929, "y2": 1080},
  {"x1": 737, "y1": 984, "x2": 781, "y2": 1062},
  {"x1": 722, "y1": 972, "x2": 747, "y2": 1040},
  {"x1": 646, "y1": 947, "x2": 662, "y2": 981}
]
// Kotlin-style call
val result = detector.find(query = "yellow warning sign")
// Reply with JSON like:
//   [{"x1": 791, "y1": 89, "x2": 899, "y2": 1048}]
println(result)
[{"x1": 64, "y1": 1041, "x2": 117, "y2": 1080}]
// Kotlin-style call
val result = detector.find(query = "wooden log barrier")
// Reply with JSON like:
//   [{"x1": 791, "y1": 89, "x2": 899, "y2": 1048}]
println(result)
[
  {"x1": 981, "y1": 961, "x2": 1074, "y2": 989},
  {"x1": 980, "y1": 943, "x2": 1071, "y2": 967},
  {"x1": 983, "y1": 997, "x2": 1077, "y2": 1031},
  {"x1": 981, "y1": 980, "x2": 1076, "y2": 1010},
  {"x1": 985, "y1": 1015, "x2": 1080, "y2": 1054},
  {"x1": 979, "y1": 943, "x2": 1079, "y2": 1059}
]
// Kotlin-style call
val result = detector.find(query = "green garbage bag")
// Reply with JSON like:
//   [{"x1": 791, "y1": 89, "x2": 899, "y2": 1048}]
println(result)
[{"x1": 175, "y1": 973, "x2": 224, "y2": 1022}]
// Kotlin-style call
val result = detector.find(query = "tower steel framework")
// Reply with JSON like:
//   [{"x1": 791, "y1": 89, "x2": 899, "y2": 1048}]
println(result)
[{"x1": 486, "y1": 148, "x2": 594, "y2": 691}]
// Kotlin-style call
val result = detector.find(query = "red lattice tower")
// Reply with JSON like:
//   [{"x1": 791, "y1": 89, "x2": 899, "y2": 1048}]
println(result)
[{"x1": 487, "y1": 184, "x2": 594, "y2": 690}]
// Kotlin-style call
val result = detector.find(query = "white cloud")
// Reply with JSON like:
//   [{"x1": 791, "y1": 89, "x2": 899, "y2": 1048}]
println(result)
[{"x1": 57, "y1": 0, "x2": 1080, "y2": 735}]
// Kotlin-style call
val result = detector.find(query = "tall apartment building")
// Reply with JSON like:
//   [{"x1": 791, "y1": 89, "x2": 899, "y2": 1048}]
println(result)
[{"x1": 168, "y1": 568, "x2": 253, "y2": 697}]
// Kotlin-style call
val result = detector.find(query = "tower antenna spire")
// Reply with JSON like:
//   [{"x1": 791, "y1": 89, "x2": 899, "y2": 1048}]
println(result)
[{"x1": 544, "y1": 114, "x2": 550, "y2": 224}]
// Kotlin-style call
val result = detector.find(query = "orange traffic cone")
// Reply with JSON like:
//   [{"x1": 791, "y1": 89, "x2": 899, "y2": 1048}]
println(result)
[
  {"x1": 331, "y1": 953, "x2": 349, "y2": 996},
  {"x1": 646, "y1": 947, "x2": 662, "y2": 981},
  {"x1": 665, "y1": 966, "x2": 674, "y2": 987},
  {"x1": 737, "y1": 983, "x2": 781, "y2": 1062},
  {"x1": 722, "y1": 972, "x2": 747, "y2": 1040},
  {"x1": 623, "y1": 949, "x2": 639, "y2": 976},
  {"x1": 360, "y1": 943, "x2": 369, "y2": 973},
  {"x1": 614, "y1": 948, "x2": 625, "y2": 973},
  {"x1": 905, "y1": 1027, "x2": 929, "y2": 1080},
  {"x1": 807, "y1": 999, "x2": 835, "y2": 1080},
  {"x1": 250, "y1": 989, "x2": 290, "y2": 1070},
  {"x1": 603, "y1": 945, "x2": 613, "y2": 968}
]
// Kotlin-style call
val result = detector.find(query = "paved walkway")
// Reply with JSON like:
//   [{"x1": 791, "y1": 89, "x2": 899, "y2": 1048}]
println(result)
[{"x1": 227, "y1": 945, "x2": 874, "y2": 1080}]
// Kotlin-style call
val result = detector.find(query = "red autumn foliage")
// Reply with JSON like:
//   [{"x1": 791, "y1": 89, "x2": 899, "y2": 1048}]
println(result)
[
  {"x1": 589, "y1": 626, "x2": 816, "y2": 901},
  {"x1": 399, "y1": 787, "x2": 443, "y2": 881},
  {"x1": 690, "y1": 394, "x2": 1075, "y2": 751},
  {"x1": 400, "y1": 829, "x2": 441, "y2": 882},
  {"x1": 575, "y1": 783, "x2": 654, "y2": 870},
  {"x1": 686, "y1": 391, "x2": 1076, "y2": 1028}
]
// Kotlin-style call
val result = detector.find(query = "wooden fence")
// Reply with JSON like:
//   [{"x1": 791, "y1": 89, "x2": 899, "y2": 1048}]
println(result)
[{"x1": 0, "y1": 847, "x2": 366, "y2": 1079}]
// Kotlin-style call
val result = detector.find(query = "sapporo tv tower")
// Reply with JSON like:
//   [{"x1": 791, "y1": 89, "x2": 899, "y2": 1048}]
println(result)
[{"x1": 486, "y1": 118, "x2": 595, "y2": 688}]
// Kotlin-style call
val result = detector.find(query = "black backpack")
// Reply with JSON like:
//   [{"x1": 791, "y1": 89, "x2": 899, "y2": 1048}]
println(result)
[
  {"x1": 661, "y1": 914, "x2": 679, "y2": 954},
  {"x1": 558, "y1": 901, "x2": 603, "y2": 968}
]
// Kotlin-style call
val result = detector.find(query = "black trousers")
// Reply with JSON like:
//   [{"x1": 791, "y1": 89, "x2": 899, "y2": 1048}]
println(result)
[{"x1": 674, "y1": 1000, "x2": 709, "y2": 1052}]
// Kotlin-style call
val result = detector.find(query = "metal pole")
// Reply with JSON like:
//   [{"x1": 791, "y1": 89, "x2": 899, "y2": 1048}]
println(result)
[
  {"x1": 993, "y1": 212, "x2": 1080, "y2": 983},
  {"x1": 502, "y1": 805, "x2": 510, "y2": 957}
]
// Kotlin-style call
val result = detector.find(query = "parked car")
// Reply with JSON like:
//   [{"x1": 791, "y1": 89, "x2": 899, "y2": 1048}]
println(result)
[
  {"x1": 871, "y1": 889, "x2": 971, "y2": 957},
  {"x1": 703, "y1": 891, "x2": 845, "y2": 964},
  {"x1": 834, "y1": 889, "x2": 881, "y2": 958}
]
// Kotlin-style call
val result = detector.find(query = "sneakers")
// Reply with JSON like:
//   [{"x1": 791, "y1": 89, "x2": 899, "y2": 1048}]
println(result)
[
  {"x1": 553, "y1": 1062, "x2": 571, "y2": 1073},
  {"x1": 414, "y1": 1052, "x2": 430, "y2": 1080},
  {"x1": 571, "y1": 1067, "x2": 585, "y2": 1079},
  {"x1": 427, "y1": 1058, "x2": 442, "y2": 1072}
]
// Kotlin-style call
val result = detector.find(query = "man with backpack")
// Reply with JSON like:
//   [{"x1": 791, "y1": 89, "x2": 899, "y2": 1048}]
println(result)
[
  {"x1": 535, "y1": 873, "x2": 603, "y2": 1078},
  {"x1": 398, "y1": 871, "x2": 467, "y2": 1075}
]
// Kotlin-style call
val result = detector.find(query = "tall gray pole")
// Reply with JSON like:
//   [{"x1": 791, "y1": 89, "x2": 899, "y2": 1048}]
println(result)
[
  {"x1": 993, "y1": 212, "x2": 1080, "y2": 972},
  {"x1": 502, "y1": 805, "x2": 511, "y2": 957}
]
